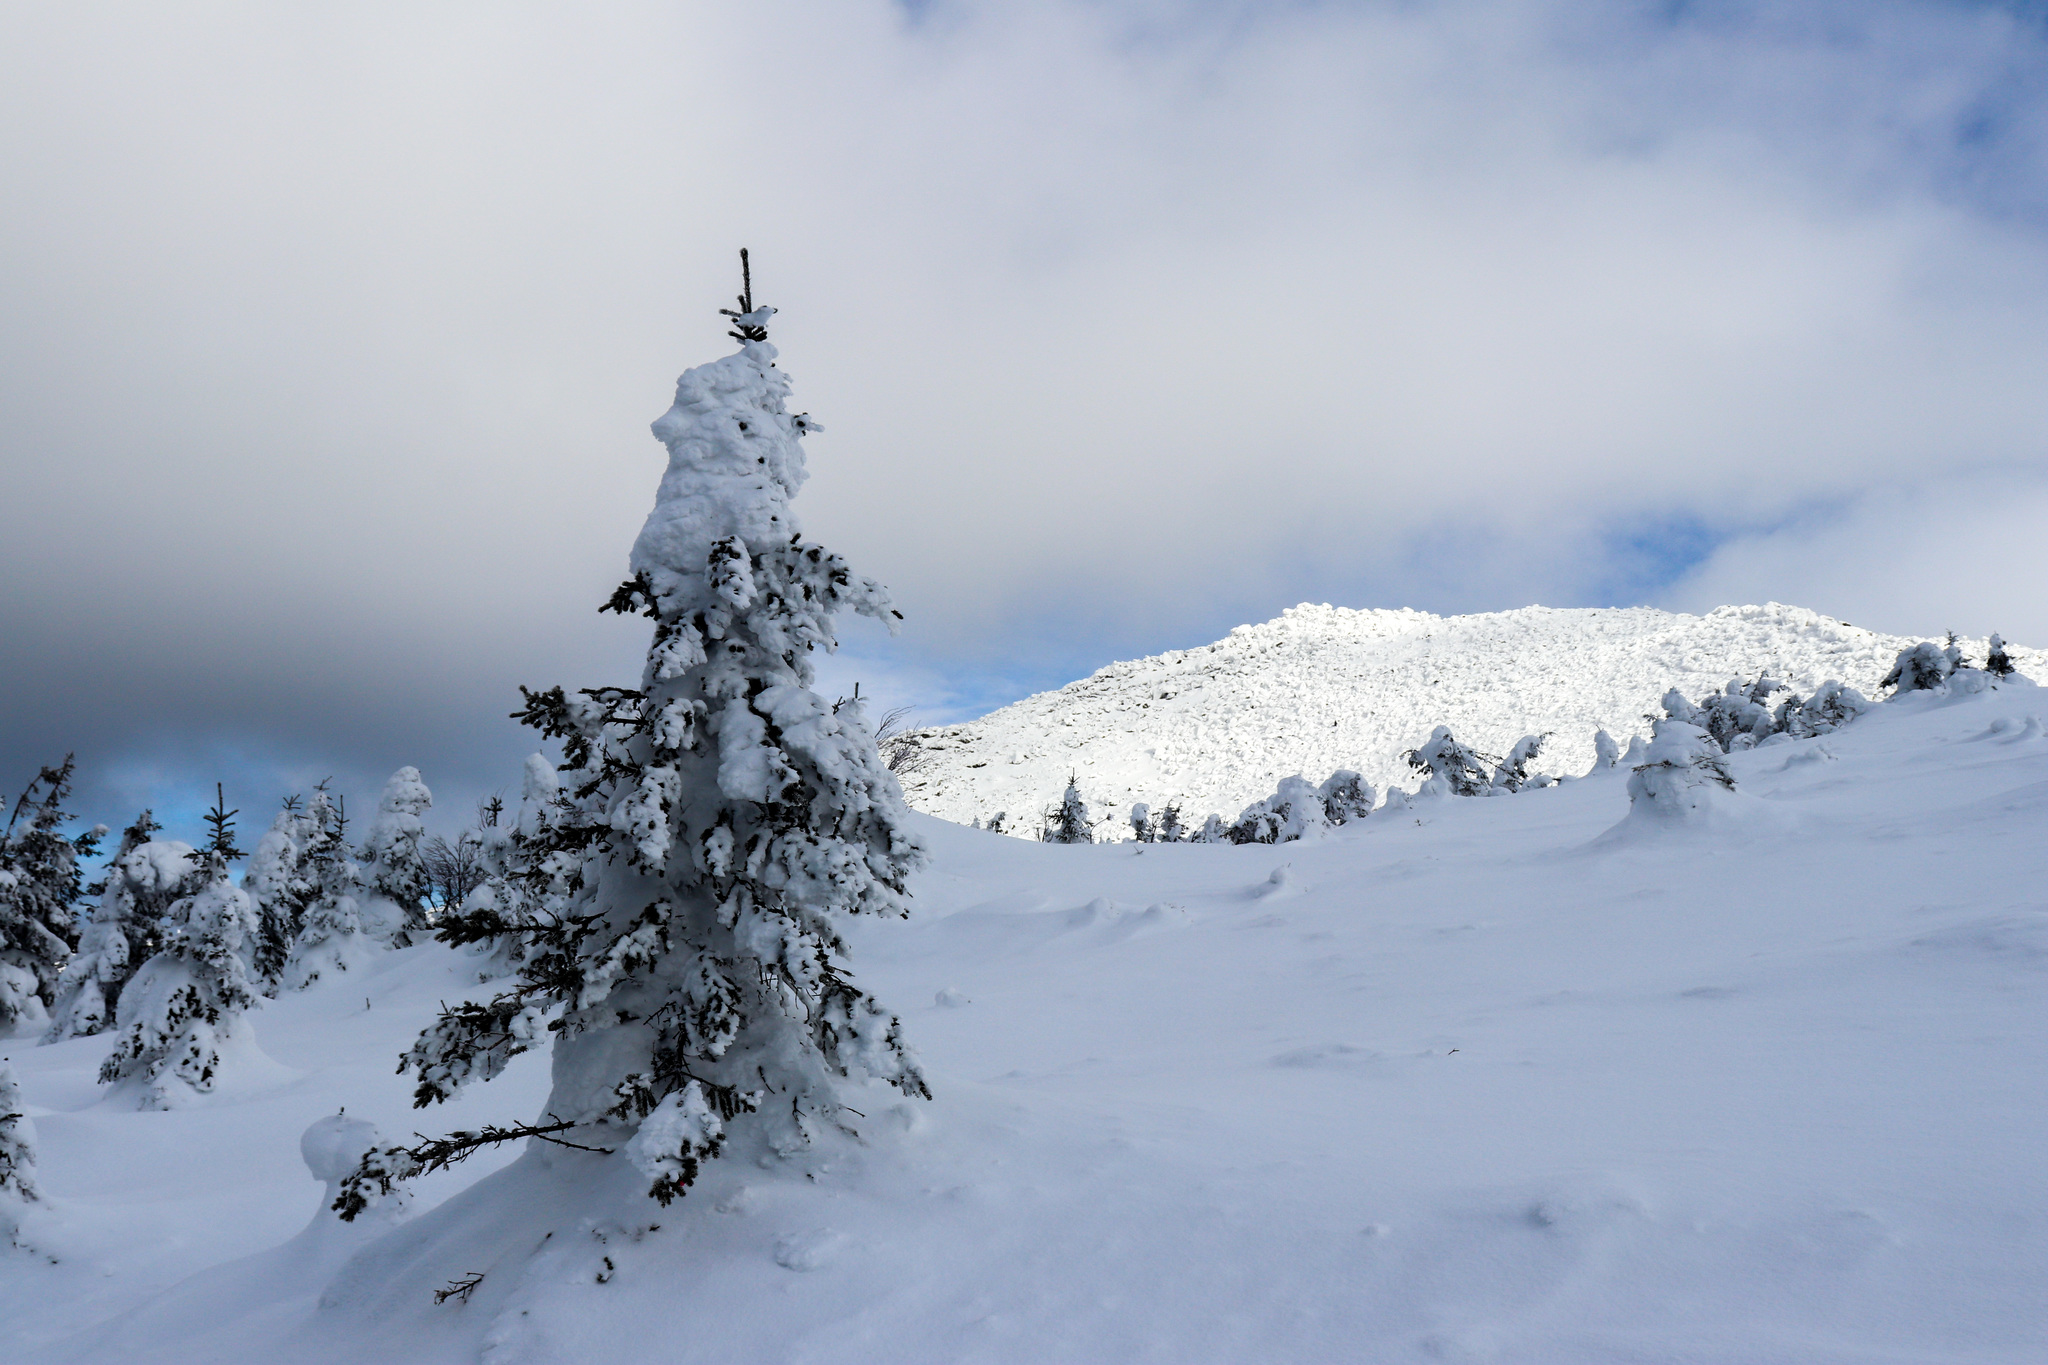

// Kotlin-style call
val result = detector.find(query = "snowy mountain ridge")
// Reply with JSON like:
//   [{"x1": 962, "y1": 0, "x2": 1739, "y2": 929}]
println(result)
[{"x1": 897, "y1": 601, "x2": 2043, "y2": 834}]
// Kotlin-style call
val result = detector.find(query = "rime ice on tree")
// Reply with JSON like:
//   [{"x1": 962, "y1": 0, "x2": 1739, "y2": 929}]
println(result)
[
  {"x1": 358, "y1": 768, "x2": 433, "y2": 948},
  {"x1": 0, "y1": 758, "x2": 102, "y2": 1030},
  {"x1": 45, "y1": 816, "x2": 196, "y2": 1041},
  {"x1": 343, "y1": 260, "x2": 928, "y2": 1215}
]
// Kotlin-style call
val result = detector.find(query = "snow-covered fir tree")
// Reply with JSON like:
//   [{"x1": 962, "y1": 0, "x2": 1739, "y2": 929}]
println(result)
[
  {"x1": 242, "y1": 796, "x2": 331, "y2": 994},
  {"x1": 1318, "y1": 771, "x2": 1375, "y2": 825},
  {"x1": 1691, "y1": 677, "x2": 1782, "y2": 752},
  {"x1": 1777, "y1": 680, "x2": 1871, "y2": 739},
  {"x1": 1153, "y1": 802, "x2": 1186, "y2": 843},
  {"x1": 1492, "y1": 734, "x2": 1551, "y2": 792},
  {"x1": 1406, "y1": 726, "x2": 1495, "y2": 797},
  {"x1": 1592, "y1": 729, "x2": 1622, "y2": 771},
  {"x1": 0, "y1": 758, "x2": 103, "y2": 1031},
  {"x1": 98, "y1": 848, "x2": 263, "y2": 1108},
  {"x1": 357, "y1": 767, "x2": 433, "y2": 948},
  {"x1": 1984, "y1": 634, "x2": 2016, "y2": 679},
  {"x1": 1882, "y1": 640, "x2": 1962, "y2": 694},
  {"x1": 1128, "y1": 802, "x2": 1154, "y2": 843},
  {"x1": 337, "y1": 263, "x2": 928, "y2": 1217},
  {"x1": 280, "y1": 788, "x2": 370, "y2": 992},
  {"x1": 44, "y1": 816, "x2": 198, "y2": 1042},
  {"x1": 1042, "y1": 777, "x2": 1094, "y2": 844},
  {"x1": 1191, "y1": 813, "x2": 1229, "y2": 843},
  {"x1": 1624, "y1": 719, "x2": 1735, "y2": 821},
  {"x1": 0, "y1": 1060, "x2": 38, "y2": 1248},
  {"x1": 1228, "y1": 775, "x2": 1331, "y2": 844}
]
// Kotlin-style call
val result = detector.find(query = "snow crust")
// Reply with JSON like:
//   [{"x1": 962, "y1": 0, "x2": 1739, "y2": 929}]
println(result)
[
  {"x1": 3, "y1": 676, "x2": 2045, "y2": 1361},
  {"x1": 898, "y1": 601, "x2": 2045, "y2": 835}
]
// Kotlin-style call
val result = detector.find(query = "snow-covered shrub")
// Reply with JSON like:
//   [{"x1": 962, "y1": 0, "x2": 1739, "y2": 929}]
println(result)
[
  {"x1": 280, "y1": 788, "x2": 370, "y2": 992},
  {"x1": 1042, "y1": 778, "x2": 1094, "y2": 845},
  {"x1": 0, "y1": 1061, "x2": 37, "y2": 1216},
  {"x1": 1493, "y1": 734, "x2": 1552, "y2": 792},
  {"x1": 1227, "y1": 775, "x2": 1330, "y2": 845},
  {"x1": 1985, "y1": 634, "x2": 2016, "y2": 680},
  {"x1": 1777, "y1": 680, "x2": 1871, "y2": 739},
  {"x1": 1318, "y1": 770, "x2": 1375, "y2": 825},
  {"x1": 1623, "y1": 720, "x2": 1736, "y2": 822},
  {"x1": 1592, "y1": 730, "x2": 1621, "y2": 772},
  {"x1": 433, "y1": 756, "x2": 564, "y2": 982},
  {"x1": 1405, "y1": 726, "x2": 1495, "y2": 797},
  {"x1": 1881, "y1": 640, "x2": 1962, "y2": 695},
  {"x1": 98, "y1": 854, "x2": 263, "y2": 1107},
  {"x1": 1191, "y1": 813, "x2": 1229, "y2": 844},
  {"x1": 44, "y1": 821, "x2": 200, "y2": 1041},
  {"x1": 340, "y1": 272, "x2": 927, "y2": 1217},
  {"x1": 357, "y1": 767, "x2": 432, "y2": 947},
  {"x1": 1153, "y1": 803, "x2": 1186, "y2": 843},
  {"x1": 1693, "y1": 677, "x2": 1782, "y2": 752},
  {"x1": 0, "y1": 758, "x2": 102, "y2": 1030},
  {"x1": 1128, "y1": 803, "x2": 1153, "y2": 843}
]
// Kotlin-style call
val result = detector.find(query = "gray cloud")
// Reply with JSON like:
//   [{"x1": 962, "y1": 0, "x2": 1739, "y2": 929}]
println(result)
[{"x1": 4, "y1": 1, "x2": 2046, "y2": 830}]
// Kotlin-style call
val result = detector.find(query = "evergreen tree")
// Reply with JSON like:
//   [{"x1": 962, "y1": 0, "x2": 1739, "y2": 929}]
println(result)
[
  {"x1": 1405, "y1": 726, "x2": 1495, "y2": 797},
  {"x1": 1624, "y1": 719, "x2": 1736, "y2": 820},
  {"x1": 44, "y1": 814, "x2": 196, "y2": 1041},
  {"x1": 280, "y1": 788, "x2": 369, "y2": 992},
  {"x1": 0, "y1": 758, "x2": 104, "y2": 1030},
  {"x1": 357, "y1": 767, "x2": 433, "y2": 947},
  {"x1": 1881, "y1": 640, "x2": 1960, "y2": 694},
  {"x1": 433, "y1": 756, "x2": 563, "y2": 983},
  {"x1": 1492, "y1": 734, "x2": 1551, "y2": 792},
  {"x1": 1318, "y1": 770, "x2": 1375, "y2": 825},
  {"x1": 1228, "y1": 775, "x2": 1331, "y2": 844},
  {"x1": 1592, "y1": 729, "x2": 1622, "y2": 771},
  {"x1": 1041, "y1": 777, "x2": 1095, "y2": 845},
  {"x1": 1191, "y1": 813, "x2": 1229, "y2": 843},
  {"x1": 0, "y1": 1060, "x2": 38, "y2": 1248},
  {"x1": 1153, "y1": 803, "x2": 1186, "y2": 843},
  {"x1": 242, "y1": 795, "x2": 333, "y2": 995},
  {"x1": 98, "y1": 848, "x2": 263, "y2": 1108},
  {"x1": 1985, "y1": 634, "x2": 2016, "y2": 679},
  {"x1": 1776, "y1": 680, "x2": 1871, "y2": 739},
  {"x1": 336, "y1": 262, "x2": 927, "y2": 1218},
  {"x1": 1128, "y1": 803, "x2": 1154, "y2": 843}
]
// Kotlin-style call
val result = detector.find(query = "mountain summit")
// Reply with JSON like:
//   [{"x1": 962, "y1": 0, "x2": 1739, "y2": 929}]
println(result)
[{"x1": 897, "y1": 603, "x2": 2040, "y2": 834}]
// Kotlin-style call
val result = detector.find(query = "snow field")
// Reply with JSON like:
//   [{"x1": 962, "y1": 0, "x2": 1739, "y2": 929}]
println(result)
[{"x1": 2, "y1": 676, "x2": 2044, "y2": 1361}]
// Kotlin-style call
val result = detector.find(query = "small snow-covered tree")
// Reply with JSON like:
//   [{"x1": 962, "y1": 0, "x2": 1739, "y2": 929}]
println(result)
[
  {"x1": 1318, "y1": 770, "x2": 1375, "y2": 825},
  {"x1": 432, "y1": 756, "x2": 565, "y2": 983},
  {"x1": 44, "y1": 817, "x2": 198, "y2": 1041},
  {"x1": 1492, "y1": 734, "x2": 1552, "y2": 792},
  {"x1": 1882, "y1": 640, "x2": 1961, "y2": 695},
  {"x1": 1985, "y1": 634, "x2": 2016, "y2": 680},
  {"x1": 1191, "y1": 813, "x2": 1230, "y2": 843},
  {"x1": 1228, "y1": 775, "x2": 1331, "y2": 844},
  {"x1": 1624, "y1": 720, "x2": 1734, "y2": 820},
  {"x1": 982, "y1": 811, "x2": 1008, "y2": 836},
  {"x1": 1777, "y1": 680, "x2": 1871, "y2": 739},
  {"x1": 0, "y1": 1061, "x2": 38, "y2": 1247},
  {"x1": 1, "y1": 759, "x2": 103, "y2": 1031},
  {"x1": 242, "y1": 795, "x2": 337, "y2": 994},
  {"x1": 1153, "y1": 802, "x2": 1186, "y2": 843},
  {"x1": 336, "y1": 262, "x2": 927, "y2": 1218},
  {"x1": 358, "y1": 767, "x2": 433, "y2": 947},
  {"x1": 98, "y1": 851, "x2": 263, "y2": 1108},
  {"x1": 1696, "y1": 677, "x2": 1781, "y2": 752},
  {"x1": 1042, "y1": 777, "x2": 1094, "y2": 845},
  {"x1": 280, "y1": 789, "x2": 368, "y2": 992},
  {"x1": 1405, "y1": 726, "x2": 1495, "y2": 797},
  {"x1": 1592, "y1": 730, "x2": 1622, "y2": 771},
  {"x1": 1128, "y1": 803, "x2": 1153, "y2": 843}
]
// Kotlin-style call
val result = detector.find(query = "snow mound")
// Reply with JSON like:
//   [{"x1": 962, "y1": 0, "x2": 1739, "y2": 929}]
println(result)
[{"x1": 897, "y1": 602, "x2": 2043, "y2": 835}]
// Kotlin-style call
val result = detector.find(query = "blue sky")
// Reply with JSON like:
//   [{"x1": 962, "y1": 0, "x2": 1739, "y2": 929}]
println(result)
[{"x1": 5, "y1": 0, "x2": 2048, "y2": 840}]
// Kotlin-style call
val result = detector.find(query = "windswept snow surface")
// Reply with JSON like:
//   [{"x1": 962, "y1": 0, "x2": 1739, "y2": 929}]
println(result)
[
  {"x1": 898, "y1": 602, "x2": 2045, "y2": 834},
  {"x1": 5, "y1": 680, "x2": 2048, "y2": 1362}
]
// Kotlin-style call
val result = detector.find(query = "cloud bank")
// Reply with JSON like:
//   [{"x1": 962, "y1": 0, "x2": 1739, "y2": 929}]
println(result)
[{"x1": 3, "y1": 0, "x2": 2045, "y2": 828}]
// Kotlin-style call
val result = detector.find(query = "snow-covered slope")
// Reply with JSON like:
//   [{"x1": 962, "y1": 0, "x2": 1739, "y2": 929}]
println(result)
[
  {"x1": 5, "y1": 679, "x2": 2046, "y2": 1362},
  {"x1": 897, "y1": 602, "x2": 2044, "y2": 833}
]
